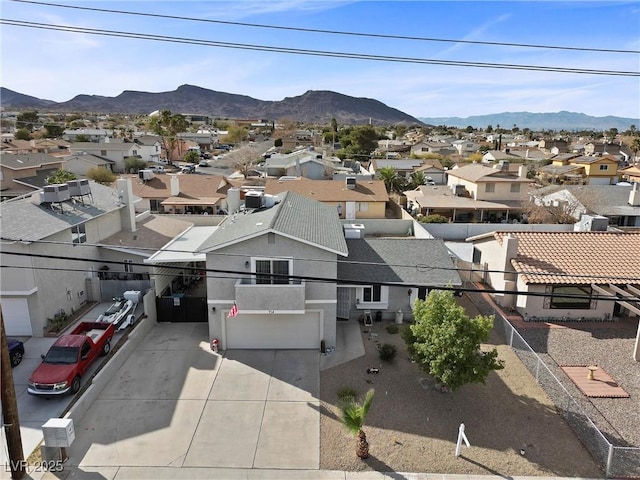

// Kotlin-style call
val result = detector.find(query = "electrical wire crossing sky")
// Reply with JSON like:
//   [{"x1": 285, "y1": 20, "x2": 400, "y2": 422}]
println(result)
[{"x1": 1, "y1": 0, "x2": 639, "y2": 119}]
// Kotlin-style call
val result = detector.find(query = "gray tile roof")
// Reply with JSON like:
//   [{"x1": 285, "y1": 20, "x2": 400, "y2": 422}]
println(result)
[
  {"x1": 0, "y1": 181, "x2": 123, "y2": 242},
  {"x1": 69, "y1": 142, "x2": 138, "y2": 153},
  {"x1": 534, "y1": 184, "x2": 639, "y2": 217},
  {"x1": 197, "y1": 191, "x2": 348, "y2": 256},
  {"x1": 338, "y1": 238, "x2": 462, "y2": 286},
  {"x1": 0, "y1": 152, "x2": 64, "y2": 170}
]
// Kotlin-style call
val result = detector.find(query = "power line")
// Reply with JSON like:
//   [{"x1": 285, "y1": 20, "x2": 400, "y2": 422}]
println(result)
[
  {"x1": 1, "y1": 19, "x2": 638, "y2": 77},
  {"x1": 9, "y1": 0, "x2": 640, "y2": 55},
  {"x1": 3, "y1": 236, "x2": 640, "y2": 284},
  {"x1": 1, "y1": 251, "x2": 638, "y2": 304}
]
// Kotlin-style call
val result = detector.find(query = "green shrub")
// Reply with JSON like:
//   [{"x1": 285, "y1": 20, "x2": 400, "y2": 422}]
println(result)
[
  {"x1": 337, "y1": 386, "x2": 357, "y2": 403},
  {"x1": 401, "y1": 325, "x2": 417, "y2": 358},
  {"x1": 421, "y1": 214, "x2": 449, "y2": 224},
  {"x1": 386, "y1": 324, "x2": 399, "y2": 334},
  {"x1": 379, "y1": 343, "x2": 397, "y2": 362}
]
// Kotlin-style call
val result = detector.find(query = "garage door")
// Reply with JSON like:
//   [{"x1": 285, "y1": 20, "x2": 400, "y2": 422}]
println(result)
[
  {"x1": 225, "y1": 312, "x2": 321, "y2": 349},
  {"x1": 2, "y1": 298, "x2": 33, "y2": 336}
]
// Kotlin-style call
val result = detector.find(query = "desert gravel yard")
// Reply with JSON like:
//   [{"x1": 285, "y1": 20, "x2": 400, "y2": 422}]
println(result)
[{"x1": 320, "y1": 297, "x2": 605, "y2": 477}]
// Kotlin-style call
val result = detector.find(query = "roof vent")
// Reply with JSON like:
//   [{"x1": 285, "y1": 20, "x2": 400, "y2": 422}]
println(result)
[{"x1": 346, "y1": 177, "x2": 356, "y2": 189}]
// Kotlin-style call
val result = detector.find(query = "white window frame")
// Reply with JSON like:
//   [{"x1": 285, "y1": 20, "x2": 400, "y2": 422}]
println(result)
[
  {"x1": 485, "y1": 183, "x2": 495, "y2": 193},
  {"x1": 252, "y1": 257, "x2": 293, "y2": 285},
  {"x1": 599, "y1": 164, "x2": 608, "y2": 171},
  {"x1": 71, "y1": 223, "x2": 86, "y2": 244},
  {"x1": 355, "y1": 284, "x2": 389, "y2": 309},
  {"x1": 510, "y1": 183, "x2": 521, "y2": 193},
  {"x1": 124, "y1": 259, "x2": 134, "y2": 273}
]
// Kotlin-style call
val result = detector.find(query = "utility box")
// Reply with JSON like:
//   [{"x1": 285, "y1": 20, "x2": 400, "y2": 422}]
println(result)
[{"x1": 42, "y1": 418, "x2": 75, "y2": 448}]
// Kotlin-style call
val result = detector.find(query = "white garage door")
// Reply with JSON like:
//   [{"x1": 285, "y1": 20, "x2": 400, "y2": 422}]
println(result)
[
  {"x1": 225, "y1": 312, "x2": 321, "y2": 349},
  {"x1": 2, "y1": 298, "x2": 33, "y2": 336}
]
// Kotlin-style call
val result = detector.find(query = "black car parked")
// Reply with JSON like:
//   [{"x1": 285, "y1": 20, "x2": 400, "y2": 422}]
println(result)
[{"x1": 8, "y1": 338, "x2": 25, "y2": 367}]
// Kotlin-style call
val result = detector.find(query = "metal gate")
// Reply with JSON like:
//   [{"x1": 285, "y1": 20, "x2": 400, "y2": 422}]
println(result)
[
  {"x1": 156, "y1": 296, "x2": 208, "y2": 323},
  {"x1": 337, "y1": 287, "x2": 352, "y2": 320}
]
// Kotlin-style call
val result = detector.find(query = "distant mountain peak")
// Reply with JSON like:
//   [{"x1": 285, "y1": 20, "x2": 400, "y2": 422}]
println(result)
[{"x1": 0, "y1": 85, "x2": 423, "y2": 125}]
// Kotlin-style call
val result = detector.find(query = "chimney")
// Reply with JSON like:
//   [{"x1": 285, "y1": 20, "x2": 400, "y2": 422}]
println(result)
[
  {"x1": 629, "y1": 182, "x2": 640, "y2": 206},
  {"x1": 518, "y1": 165, "x2": 528, "y2": 178},
  {"x1": 170, "y1": 174, "x2": 180, "y2": 196},
  {"x1": 500, "y1": 233, "x2": 518, "y2": 273},
  {"x1": 116, "y1": 177, "x2": 136, "y2": 232}
]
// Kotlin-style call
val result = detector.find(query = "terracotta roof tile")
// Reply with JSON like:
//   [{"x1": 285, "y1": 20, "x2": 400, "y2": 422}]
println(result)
[
  {"x1": 121, "y1": 173, "x2": 229, "y2": 199},
  {"x1": 495, "y1": 231, "x2": 640, "y2": 284}
]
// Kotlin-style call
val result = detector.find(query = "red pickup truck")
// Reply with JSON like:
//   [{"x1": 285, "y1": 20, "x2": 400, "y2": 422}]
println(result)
[{"x1": 28, "y1": 321, "x2": 114, "y2": 396}]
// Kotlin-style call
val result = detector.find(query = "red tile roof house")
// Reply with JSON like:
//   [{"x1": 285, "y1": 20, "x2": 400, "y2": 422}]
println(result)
[
  {"x1": 120, "y1": 173, "x2": 237, "y2": 215},
  {"x1": 467, "y1": 231, "x2": 640, "y2": 324}
]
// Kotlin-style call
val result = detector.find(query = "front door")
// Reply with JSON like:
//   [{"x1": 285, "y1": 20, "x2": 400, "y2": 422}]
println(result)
[{"x1": 345, "y1": 202, "x2": 356, "y2": 220}]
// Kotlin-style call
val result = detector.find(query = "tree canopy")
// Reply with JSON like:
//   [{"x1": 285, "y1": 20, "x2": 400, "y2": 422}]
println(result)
[
  {"x1": 405, "y1": 290, "x2": 504, "y2": 391},
  {"x1": 148, "y1": 110, "x2": 188, "y2": 162},
  {"x1": 46, "y1": 169, "x2": 76, "y2": 185}
]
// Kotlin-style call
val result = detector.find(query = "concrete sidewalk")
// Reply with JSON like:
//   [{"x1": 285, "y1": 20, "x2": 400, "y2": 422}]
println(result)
[{"x1": 21, "y1": 465, "x2": 603, "y2": 479}]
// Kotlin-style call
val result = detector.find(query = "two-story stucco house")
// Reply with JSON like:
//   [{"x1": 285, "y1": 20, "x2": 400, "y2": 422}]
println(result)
[
  {"x1": 197, "y1": 191, "x2": 349, "y2": 350},
  {"x1": 0, "y1": 180, "x2": 135, "y2": 336},
  {"x1": 69, "y1": 140, "x2": 141, "y2": 173},
  {"x1": 446, "y1": 162, "x2": 530, "y2": 202},
  {"x1": 539, "y1": 155, "x2": 620, "y2": 185}
]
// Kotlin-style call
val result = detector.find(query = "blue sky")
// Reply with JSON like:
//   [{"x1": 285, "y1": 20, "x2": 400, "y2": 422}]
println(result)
[{"x1": 2, "y1": 1, "x2": 639, "y2": 119}]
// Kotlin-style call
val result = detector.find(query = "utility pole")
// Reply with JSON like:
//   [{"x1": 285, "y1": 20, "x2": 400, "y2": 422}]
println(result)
[{"x1": 1, "y1": 311, "x2": 25, "y2": 479}]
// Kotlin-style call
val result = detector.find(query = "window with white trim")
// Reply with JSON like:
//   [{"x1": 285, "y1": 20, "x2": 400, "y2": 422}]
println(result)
[
  {"x1": 510, "y1": 183, "x2": 521, "y2": 193},
  {"x1": 124, "y1": 260, "x2": 134, "y2": 273},
  {"x1": 254, "y1": 258, "x2": 291, "y2": 284},
  {"x1": 71, "y1": 223, "x2": 86, "y2": 244},
  {"x1": 599, "y1": 164, "x2": 608, "y2": 171},
  {"x1": 485, "y1": 183, "x2": 495, "y2": 193},
  {"x1": 363, "y1": 284, "x2": 381, "y2": 302}
]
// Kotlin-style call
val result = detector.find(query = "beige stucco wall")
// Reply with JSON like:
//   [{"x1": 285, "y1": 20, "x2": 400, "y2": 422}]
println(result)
[{"x1": 205, "y1": 233, "x2": 339, "y2": 348}]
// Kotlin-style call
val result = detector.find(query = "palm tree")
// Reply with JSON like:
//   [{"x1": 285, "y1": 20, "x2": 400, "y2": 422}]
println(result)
[{"x1": 339, "y1": 388, "x2": 375, "y2": 459}]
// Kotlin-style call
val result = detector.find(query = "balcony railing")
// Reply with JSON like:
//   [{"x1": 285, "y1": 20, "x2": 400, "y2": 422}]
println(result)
[{"x1": 235, "y1": 278, "x2": 306, "y2": 312}]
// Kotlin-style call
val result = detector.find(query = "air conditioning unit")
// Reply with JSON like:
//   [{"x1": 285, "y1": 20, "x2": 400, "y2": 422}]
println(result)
[
  {"x1": 245, "y1": 190, "x2": 263, "y2": 209},
  {"x1": 43, "y1": 184, "x2": 70, "y2": 203},
  {"x1": 138, "y1": 169, "x2": 154, "y2": 181},
  {"x1": 346, "y1": 177, "x2": 357, "y2": 189},
  {"x1": 344, "y1": 223, "x2": 365, "y2": 239},
  {"x1": 67, "y1": 179, "x2": 91, "y2": 196}
]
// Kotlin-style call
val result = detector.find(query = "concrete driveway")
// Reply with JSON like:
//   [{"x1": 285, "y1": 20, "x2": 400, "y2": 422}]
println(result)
[
  {"x1": 66, "y1": 322, "x2": 320, "y2": 470},
  {"x1": 0, "y1": 301, "x2": 136, "y2": 466}
]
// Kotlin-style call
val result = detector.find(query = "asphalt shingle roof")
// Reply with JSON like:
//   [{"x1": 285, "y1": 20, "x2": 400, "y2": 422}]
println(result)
[
  {"x1": 265, "y1": 177, "x2": 389, "y2": 202},
  {"x1": 338, "y1": 238, "x2": 462, "y2": 286},
  {"x1": 197, "y1": 191, "x2": 348, "y2": 256},
  {"x1": 0, "y1": 181, "x2": 123, "y2": 242},
  {"x1": 0, "y1": 152, "x2": 64, "y2": 170}
]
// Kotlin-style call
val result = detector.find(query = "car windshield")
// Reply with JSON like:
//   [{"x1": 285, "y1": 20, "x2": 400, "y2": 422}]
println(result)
[{"x1": 44, "y1": 346, "x2": 78, "y2": 364}]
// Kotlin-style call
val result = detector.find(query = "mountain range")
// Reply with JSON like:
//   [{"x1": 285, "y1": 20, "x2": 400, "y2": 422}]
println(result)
[
  {"x1": 0, "y1": 85, "x2": 422, "y2": 126},
  {"x1": 418, "y1": 112, "x2": 638, "y2": 132},
  {"x1": 1, "y1": 84, "x2": 636, "y2": 130}
]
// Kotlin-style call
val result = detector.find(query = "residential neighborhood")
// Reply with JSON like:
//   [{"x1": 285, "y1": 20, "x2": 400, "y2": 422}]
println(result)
[{"x1": 1, "y1": 109, "x2": 639, "y2": 479}]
